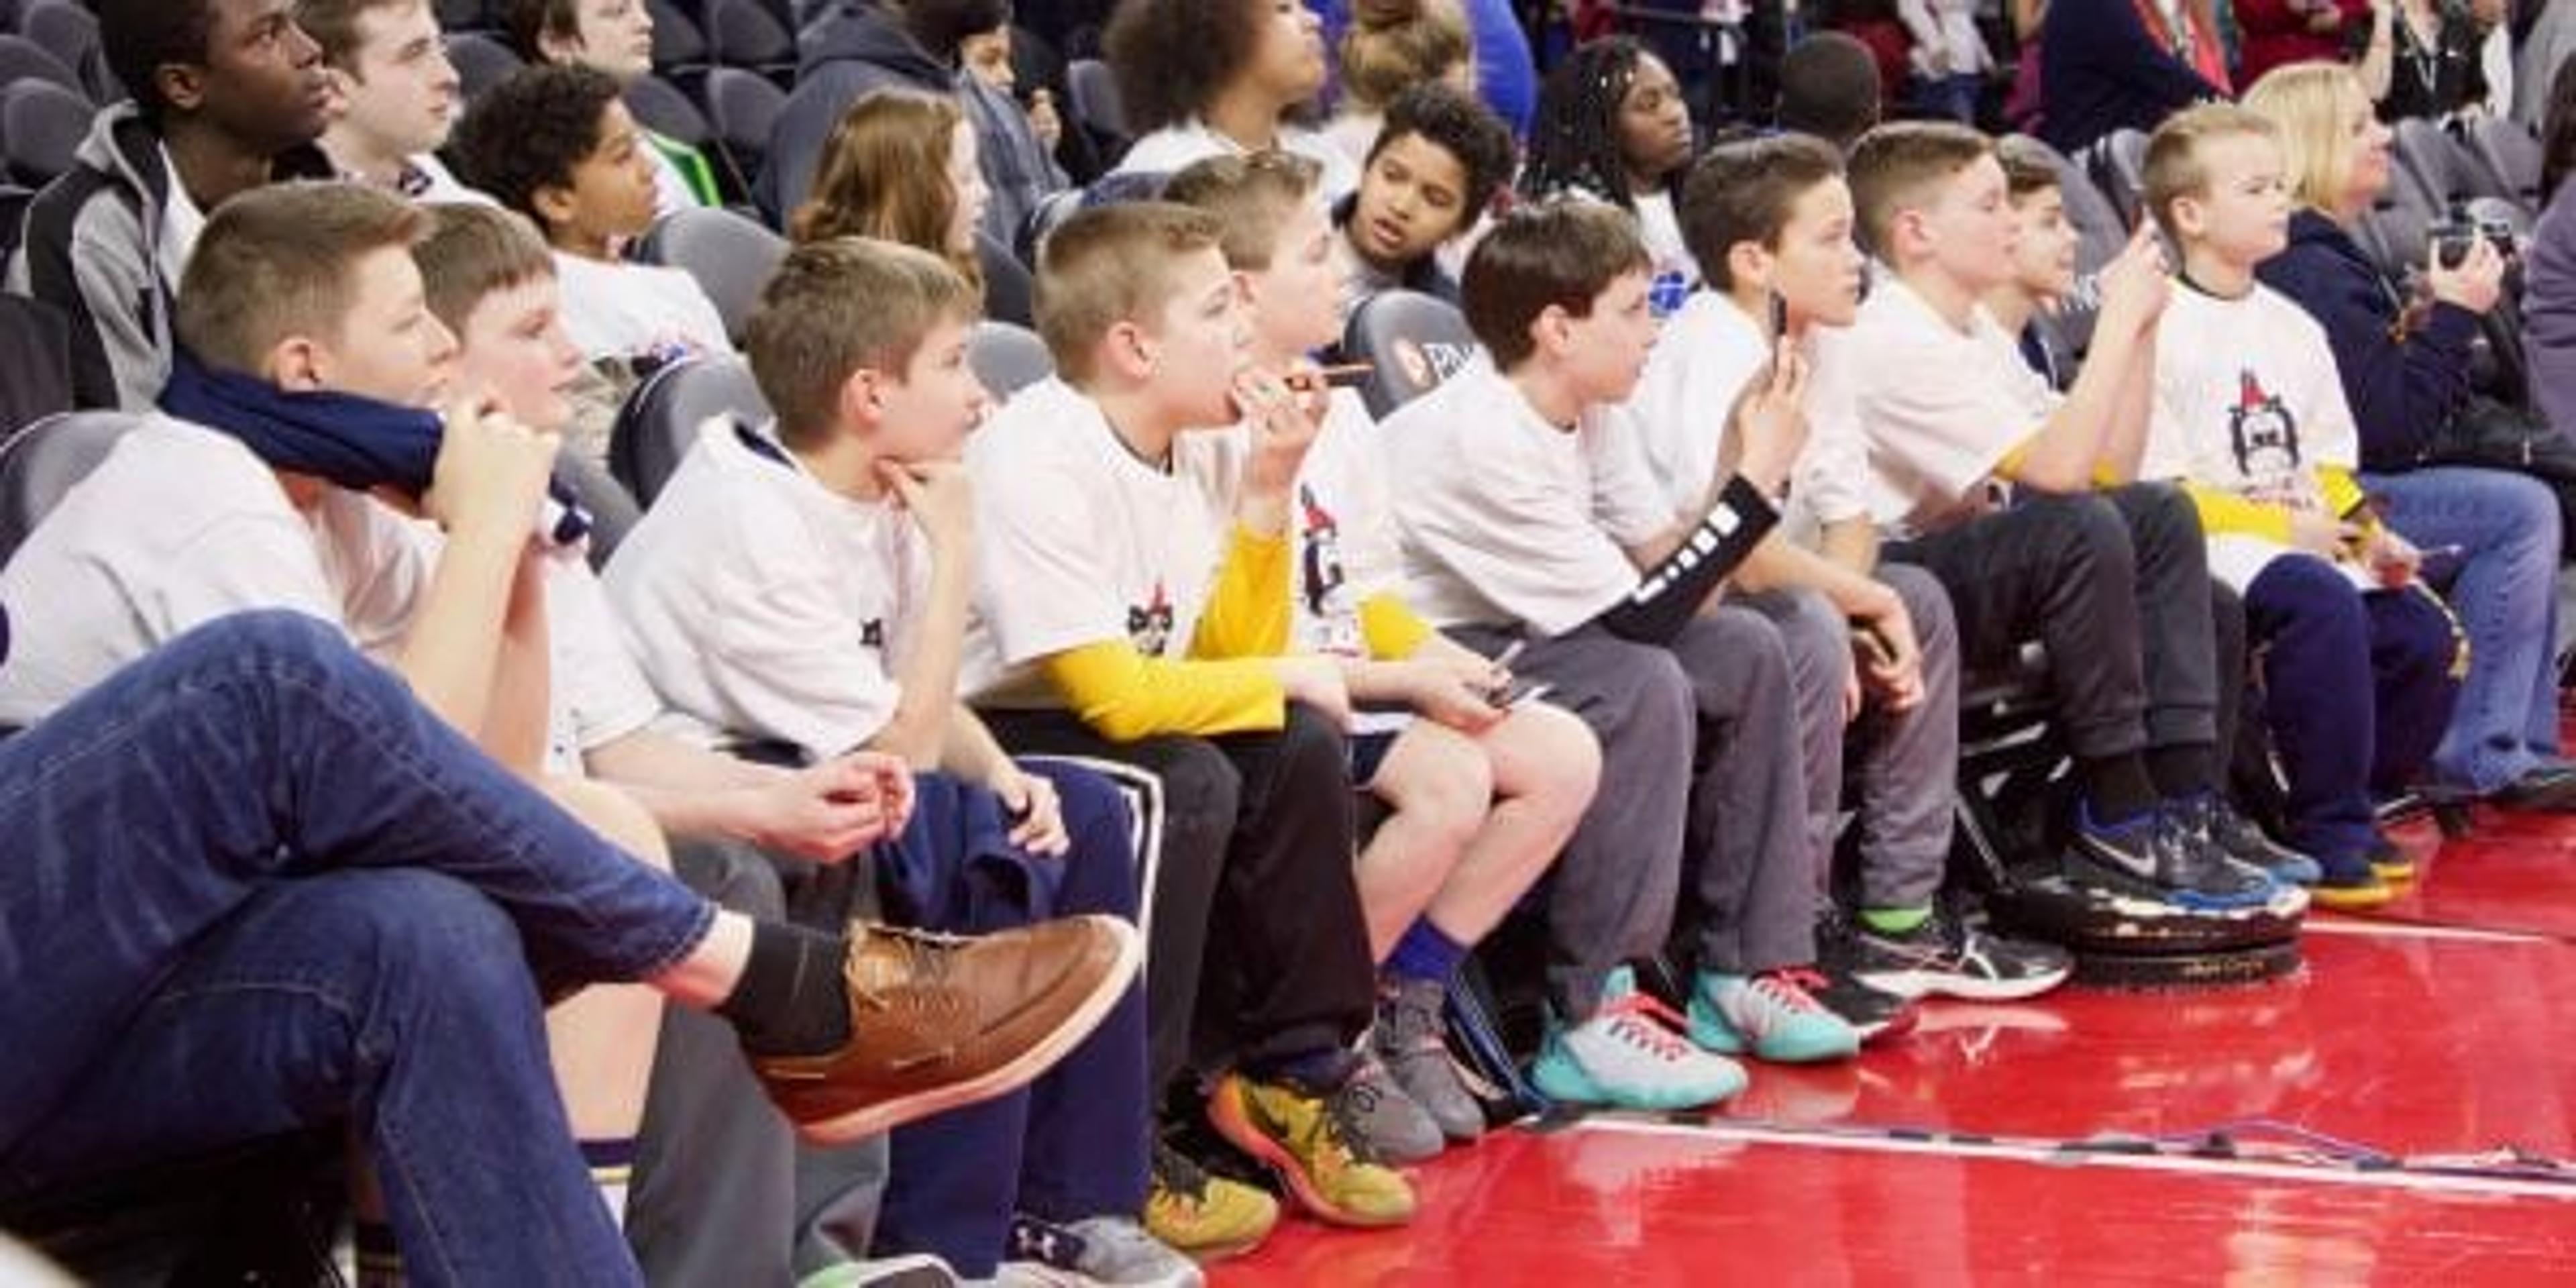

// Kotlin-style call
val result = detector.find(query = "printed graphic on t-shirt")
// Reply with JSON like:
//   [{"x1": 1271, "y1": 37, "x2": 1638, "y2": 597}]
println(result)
[
  {"x1": 1127, "y1": 580, "x2": 1177, "y2": 656},
  {"x1": 860, "y1": 618, "x2": 885, "y2": 651},
  {"x1": 2226, "y1": 370, "x2": 2310, "y2": 509},
  {"x1": 1297, "y1": 482, "x2": 1364, "y2": 657}
]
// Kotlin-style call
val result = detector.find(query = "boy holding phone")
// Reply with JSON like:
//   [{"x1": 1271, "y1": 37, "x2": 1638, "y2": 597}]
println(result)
[{"x1": 1621, "y1": 134, "x2": 2070, "y2": 1008}]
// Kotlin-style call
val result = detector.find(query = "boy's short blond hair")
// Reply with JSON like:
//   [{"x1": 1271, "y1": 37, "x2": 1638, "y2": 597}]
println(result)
[
  {"x1": 2242, "y1": 61, "x2": 2368, "y2": 214},
  {"x1": 745, "y1": 237, "x2": 979, "y2": 450},
  {"x1": 1846, "y1": 121, "x2": 1993, "y2": 260},
  {"x1": 413, "y1": 203, "x2": 557, "y2": 335},
  {"x1": 1033, "y1": 202, "x2": 1226, "y2": 384},
  {"x1": 1161, "y1": 150, "x2": 1325, "y2": 272},
  {"x1": 176, "y1": 182, "x2": 429, "y2": 377},
  {"x1": 2143, "y1": 103, "x2": 2280, "y2": 240}
]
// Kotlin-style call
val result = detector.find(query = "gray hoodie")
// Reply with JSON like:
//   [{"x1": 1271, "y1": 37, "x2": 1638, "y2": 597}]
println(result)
[{"x1": 4, "y1": 103, "x2": 330, "y2": 411}]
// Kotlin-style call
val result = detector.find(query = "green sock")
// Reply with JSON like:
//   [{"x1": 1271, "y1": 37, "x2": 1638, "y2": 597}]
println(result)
[{"x1": 1859, "y1": 906, "x2": 1933, "y2": 936}]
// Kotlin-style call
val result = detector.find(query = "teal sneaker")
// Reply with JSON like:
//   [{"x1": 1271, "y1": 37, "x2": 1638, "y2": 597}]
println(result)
[
  {"x1": 1689, "y1": 969, "x2": 1862, "y2": 1063},
  {"x1": 1528, "y1": 967, "x2": 1747, "y2": 1111}
]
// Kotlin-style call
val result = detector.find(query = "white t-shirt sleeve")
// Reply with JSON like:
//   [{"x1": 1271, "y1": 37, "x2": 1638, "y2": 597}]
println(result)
[
  {"x1": 1585, "y1": 409, "x2": 1685, "y2": 543},
  {"x1": 549, "y1": 558, "x2": 662, "y2": 754},
  {"x1": 1794, "y1": 331, "x2": 1873, "y2": 531}
]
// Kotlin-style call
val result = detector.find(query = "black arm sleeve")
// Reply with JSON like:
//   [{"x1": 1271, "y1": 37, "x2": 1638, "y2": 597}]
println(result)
[{"x1": 1591, "y1": 475, "x2": 1781, "y2": 645}]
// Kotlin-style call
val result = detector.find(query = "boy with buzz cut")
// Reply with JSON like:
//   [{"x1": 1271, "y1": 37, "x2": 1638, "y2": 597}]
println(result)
[
  {"x1": 1164, "y1": 150, "x2": 1601, "y2": 1152},
  {"x1": 1628, "y1": 133, "x2": 2072, "y2": 1007},
  {"x1": 448, "y1": 64, "x2": 731, "y2": 394},
  {"x1": 2138, "y1": 103, "x2": 2463, "y2": 908},
  {"x1": 962, "y1": 201, "x2": 1417, "y2": 1236},
  {"x1": 602, "y1": 237, "x2": 1194, "y2": 1286},
  {"x1": 1332, "y1": 81, "x2": 1519, "y2": 320},
  {"x1": 1839, "y1": 119, "x2": 2296, "y2": 910},
  {"x1": 1387, "y1": 199, "x2": 1862, "y2": 1111}
]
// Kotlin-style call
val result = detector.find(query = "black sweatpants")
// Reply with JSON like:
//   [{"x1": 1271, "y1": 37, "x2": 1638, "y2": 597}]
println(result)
[
  {"x1": 1886, "y1": 484, "x2": 2221, "y2": 762},
  {"x1": 981, "y1": 703, "x2": 1375, "y2": 1087}
]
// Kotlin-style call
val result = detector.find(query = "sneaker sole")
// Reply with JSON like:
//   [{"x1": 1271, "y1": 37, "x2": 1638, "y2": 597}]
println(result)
[
  {"x1": 2062, "y1": 852, "x2": 2275, "y2": 912},
  {"x1": 2310, "y1": 883, "x2": 2396, "y2": 911},
  {"x1": 790, "y1": 918, "x2": 1144, "y2": 1145},
  {"x1": 1205, "y1": 1080, "x2": 1415, "y2": 1229},
  {"x1": 1854, "y1": 965, "x2": 2073, "y2": 1003},
  {"x1": 1527, "y1": 1048, "x2": 1745, "y2": 1110}
]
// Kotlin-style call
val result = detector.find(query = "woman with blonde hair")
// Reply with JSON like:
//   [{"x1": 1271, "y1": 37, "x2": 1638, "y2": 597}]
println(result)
[
  {"x1": 2248, "y1": 60, "x2": 2576, "y2": 815},
  {"x1": 792, "y1": 90, "x2": 993, "y2": 297}
]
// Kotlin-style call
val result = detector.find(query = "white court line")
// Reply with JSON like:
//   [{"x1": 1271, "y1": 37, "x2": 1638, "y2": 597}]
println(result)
[
  {"x1": 2302, "y1": 917, "x2": 2546, "y2": 945},
  {"x1": 1570, "y1": 1118, "x2": 2576, "y2": 1202}
]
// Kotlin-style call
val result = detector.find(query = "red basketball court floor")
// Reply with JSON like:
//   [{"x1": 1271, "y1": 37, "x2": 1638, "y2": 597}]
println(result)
[{"x1": 1214, "y1": 808, "x2": 2576, "y2": 1285}]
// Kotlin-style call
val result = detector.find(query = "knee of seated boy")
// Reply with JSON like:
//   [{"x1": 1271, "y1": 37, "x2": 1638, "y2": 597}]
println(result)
[
  {"x1": 1485, "y1": 698, "x2": 1603, "y2": 814},
  {"x1": 1375, "y1": 720, "x2": 1495, "y2": 842},
  {"x1": 545, "y1": 776, "x2": 675, "y2": 875}
]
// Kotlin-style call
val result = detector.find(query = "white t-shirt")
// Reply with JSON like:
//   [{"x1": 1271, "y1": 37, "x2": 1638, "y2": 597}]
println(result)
[
  {"x1": 551, "y1": 252, "x2": 734, "y2": 367},
  {"x1": 1113, "y1": 119, "x2": 1361, "y2": 205},
  {"x1": 1386, "y1": 360, "x2": 1672, "y2": 635},
  {"x1": 1617, "y1": 290, "x2": 1870, "y2": 545},
  {"x1": 1289, "y1": 389, "x2": 1409, "y2": 656},
  {"x1": 2145, "y1": 280, "x2": 2367, "y2": 592},
  {"x1": 0, "y1": 417, "x2": 656, "y2": 773},
  {"x1": 604, "y1": 417, "x2": 928, "y2": 761},
  {"x1": 155, "y1": 146, "x2": 208, "y2": 295},
  {"x1": 1631, "y1": 188, "x2": 1700, "y2": 315},
  {"x1": 960, "y1": 378, "x2": 1245, "y2": 706},
  {"x1": 1845, "y1": 275, "x2": 2060, "y2": 539}
]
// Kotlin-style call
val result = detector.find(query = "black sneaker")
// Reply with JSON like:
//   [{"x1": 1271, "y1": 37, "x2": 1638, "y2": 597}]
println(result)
[
  {"x1": 2064, "y1": 800, "x2": 2277, "y2": 911},
  {"x1": 1804, "y1": 963, "x2": 1919, "y2": 1043},
  {"x1": 2179, "y1": 794, "x2": 2322, "y2": 885},
  {"x1": 1847, "y1": 912, "x2": 2073, "y2": 1002}
]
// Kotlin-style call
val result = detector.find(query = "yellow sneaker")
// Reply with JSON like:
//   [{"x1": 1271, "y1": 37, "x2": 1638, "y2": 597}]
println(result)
[
  {"x1": 1144, "y1": 1140, "x2": 1277, "y2": 1261},
  {"x1": 1207, "y1": 1072, "x2": 1417, "y2": 1228}
]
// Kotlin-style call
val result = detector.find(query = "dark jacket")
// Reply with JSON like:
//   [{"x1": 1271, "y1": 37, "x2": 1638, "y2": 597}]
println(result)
[
  {"x1": 2256, "y1": 207, "x2": 2479, "y2": 468},
  {"x1": 2036, "y1": 0, "x2": 2222, "y2": 154},
  {"x1": 761, "y1": 5, "x2": 1065, "y2": 238}
]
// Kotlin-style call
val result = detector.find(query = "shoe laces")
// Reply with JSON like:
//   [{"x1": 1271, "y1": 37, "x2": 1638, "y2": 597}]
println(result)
[
  {"x1": 1595, "y1": 989, "x2": 1699, "y2": 1063},
  {"x1": 845, "y1": 924, "x2": 969, "y2": 1017},
  {"x1": 1750, "y1": 969, "x2": 1833, "y2": 1016}
]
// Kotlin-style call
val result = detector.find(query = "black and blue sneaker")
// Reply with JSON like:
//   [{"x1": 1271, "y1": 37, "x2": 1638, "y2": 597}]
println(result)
[
  {"x1": 2178, "y1": 793, "x2": 2322, "y2": 886},
  {"x1": 2064, "y1": 799, "x2": 2277, "y2": 911}
]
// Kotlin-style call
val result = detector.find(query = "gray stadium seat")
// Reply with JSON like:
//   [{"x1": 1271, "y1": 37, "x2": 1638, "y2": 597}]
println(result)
[
  {"x1": 608, "y1": 356, "x2": 769, "y2": 506},
  {"x1": 975, "y1": 229, "x2": 1035, "y2": 328},
  {"x1": 1341, "y1": 289, "x2": 1480, "y2": 419},
  {"x1": 18, "y1": 0, "x2": 111, "y2": 105},
  {"x1": 2088, "y1": 127, "x2": 2148, "y2": 225},
  {"x1": 1065, "y1": 58, "x2": 1126, "y2": 144},
  {"x1": 445, "y1": 32, "x2": 523, "y2": 102},
  {"x1": 699, "y1": 66, "x2": 784, "y2": 196},
  {"x1": 625, "y1": 73, "x2": 714, "y2": 148},
  {"x1": 2467, "y1": 115, "x2": 2543, "y2": 208},
  {"x1": 1, "y1": 80, "x2": 93, "y2": 188},
  {"x1": 967, "y1": 320, "x2": 1054, "y2": 400},
  {"x1": 704, "y1": 0, "x2": 794, "y2": 80},
  {"x1": 631, "y1": 205, "x2": 788, "y2": 343},
  {"x1": 0, "y1": 34, "x2": 82, "y2": 98},
  {"x1": 647, "y1": 0, "x2": 708, "y2": 78},
  {"x1": 0, "y1": 410, "x2": 141, "y2": 567}
]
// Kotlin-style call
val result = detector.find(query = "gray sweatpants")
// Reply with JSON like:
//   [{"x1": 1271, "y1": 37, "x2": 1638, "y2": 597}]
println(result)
[
  {"x1": 628, "y1": 839, "x2": 892, "y2": 1286},
  {"x1": 1737, "y1": 564, "x2": 1962, "y2": 914},
  {"x1": 1452, "y1": 606, "x2": 1815, "y2": 1017}
]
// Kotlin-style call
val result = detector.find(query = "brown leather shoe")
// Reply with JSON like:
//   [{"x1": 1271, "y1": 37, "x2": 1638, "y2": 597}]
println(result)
[{"x1": 753, "y1": 915, "x2": 1140, "y2": 1143}]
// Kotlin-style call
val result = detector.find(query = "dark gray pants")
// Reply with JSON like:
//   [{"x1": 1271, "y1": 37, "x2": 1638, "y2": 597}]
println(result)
[
  {"x1": 1738, "y1": 562, "x2": 1963, "y2": 915},
  {"x1": 629, "y1": 839, "x2": 890, "y2": 1285},
  {"x1": 1455, "y1": 606, "x2": 1817, "y2": 1013}
]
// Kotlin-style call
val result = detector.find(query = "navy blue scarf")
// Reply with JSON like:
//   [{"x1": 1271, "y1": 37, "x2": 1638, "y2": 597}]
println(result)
[{"x1": 159, "y1": 347, "x2": 590, "y2": 547}]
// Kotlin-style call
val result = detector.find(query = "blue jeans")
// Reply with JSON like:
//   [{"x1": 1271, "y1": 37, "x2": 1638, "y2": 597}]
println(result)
[
  {"x1": 2363, "y1": 468, "x2": 2565, "y2": 792},
  {"x1": 0, "y1": 612, "x2": 719, "y2": 1285}
]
